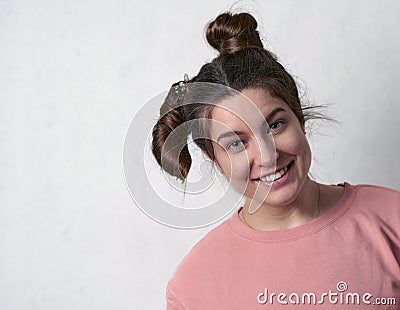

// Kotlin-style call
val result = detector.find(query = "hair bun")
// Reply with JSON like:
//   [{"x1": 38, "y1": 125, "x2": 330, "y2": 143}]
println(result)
[{"x1": 206, "y1": 12, "x2": 263, "y2": 55}]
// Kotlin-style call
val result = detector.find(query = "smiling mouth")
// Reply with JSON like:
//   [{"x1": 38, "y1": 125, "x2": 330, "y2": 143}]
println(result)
[{"x1": 254, "y1": 161, "x2": 294, "y2": 183}]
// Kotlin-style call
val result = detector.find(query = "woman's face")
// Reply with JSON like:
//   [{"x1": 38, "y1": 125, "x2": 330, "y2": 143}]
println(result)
[{"x1": 209, "y1": 87, "x2": 311, "y2": 209}]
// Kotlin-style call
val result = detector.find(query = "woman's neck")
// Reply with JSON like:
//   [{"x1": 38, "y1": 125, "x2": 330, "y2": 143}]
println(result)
[{"x1": 241, "y1": 178, "x2": 321, "y2": 231}]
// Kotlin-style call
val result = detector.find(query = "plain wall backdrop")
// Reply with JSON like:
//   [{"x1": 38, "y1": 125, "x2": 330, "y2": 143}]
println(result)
[{"x1": 0, "y1": 0, "x2": 399, "y2": 309}]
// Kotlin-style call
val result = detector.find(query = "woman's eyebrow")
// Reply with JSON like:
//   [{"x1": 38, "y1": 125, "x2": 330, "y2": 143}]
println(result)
[
  {"x1": 265, "y1": 107, "x2": 286, "y2": 123},
  {"x1": 217, "y1": 130, "x2": 244, "y2": 142}
]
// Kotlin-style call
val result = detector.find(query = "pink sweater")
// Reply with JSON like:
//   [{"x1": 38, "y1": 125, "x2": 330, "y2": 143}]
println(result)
[{"x1": 166, "y1": 183, "x2": 400, "y2": 309}]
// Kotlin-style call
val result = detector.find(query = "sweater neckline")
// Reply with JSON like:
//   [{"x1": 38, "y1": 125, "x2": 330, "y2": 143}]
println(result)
[{"x1": 228, "y1": 182, "x2": 355, "y2": 243}]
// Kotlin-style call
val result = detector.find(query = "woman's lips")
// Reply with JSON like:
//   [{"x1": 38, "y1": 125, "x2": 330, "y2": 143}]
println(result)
[{"x1": 253, "y1": 160, "x2": 294, "y2": 188}]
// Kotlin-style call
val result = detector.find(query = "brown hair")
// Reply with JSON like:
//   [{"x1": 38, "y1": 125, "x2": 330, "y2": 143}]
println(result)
[{"x1": 152, "y1": 12, "x2": 319, "y2": 181}]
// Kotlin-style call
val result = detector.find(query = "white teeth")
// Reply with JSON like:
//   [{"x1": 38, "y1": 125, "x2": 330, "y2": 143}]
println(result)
[{"x1": 259, "y1": 166, "x2": 288, "y2": 182}]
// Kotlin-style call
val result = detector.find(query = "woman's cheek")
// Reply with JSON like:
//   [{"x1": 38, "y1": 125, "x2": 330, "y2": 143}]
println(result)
[{"x1": 225, "y1": 152, "x2": 251, "y2": 191}]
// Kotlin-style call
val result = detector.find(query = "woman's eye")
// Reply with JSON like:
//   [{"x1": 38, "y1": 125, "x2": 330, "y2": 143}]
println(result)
[
  {"x1": 227, "y1": 140, "x2": 245, "y2": 151},
  {"x1": 270, "y1": 121, "x2": 283, "y2": 132}
]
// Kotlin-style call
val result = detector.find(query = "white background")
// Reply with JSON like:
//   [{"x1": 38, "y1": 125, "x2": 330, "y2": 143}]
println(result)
[{"x1": 1, "y1": 0, "x2": 399, "y2": 309}]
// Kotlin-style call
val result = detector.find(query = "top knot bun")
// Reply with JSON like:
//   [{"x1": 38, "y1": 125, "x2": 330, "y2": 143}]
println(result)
[{"x1": 206, "y1": 12, "x2": 263, "y2": 55}]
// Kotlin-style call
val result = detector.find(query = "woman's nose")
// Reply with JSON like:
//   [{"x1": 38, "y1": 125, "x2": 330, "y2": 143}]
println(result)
[{"x1": 252, "y1": 135, "x2": 278, "y2": 168}]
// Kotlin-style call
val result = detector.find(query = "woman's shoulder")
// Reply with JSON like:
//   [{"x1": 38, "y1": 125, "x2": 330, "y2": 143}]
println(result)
[
  {"x1": 167, "y1": 214, "x2": 240, "y2": 289},
  {"x1": 343, "y1": 182, "x2": 400, "y2": 223},
  {"x1": 323, "y1": 182, "x2": 399, "y2": 217},
  {"x1": 349, "y1": 182, "x2": 400, "y2": 203},
  {"x1": 175, "y1": 216, "x2": 237, "y2": 268}
]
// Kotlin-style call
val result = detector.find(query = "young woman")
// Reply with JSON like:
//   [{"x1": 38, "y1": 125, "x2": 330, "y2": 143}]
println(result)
[{"x1": 151, "y1": 12, "x2": 400, "y2": 309}]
